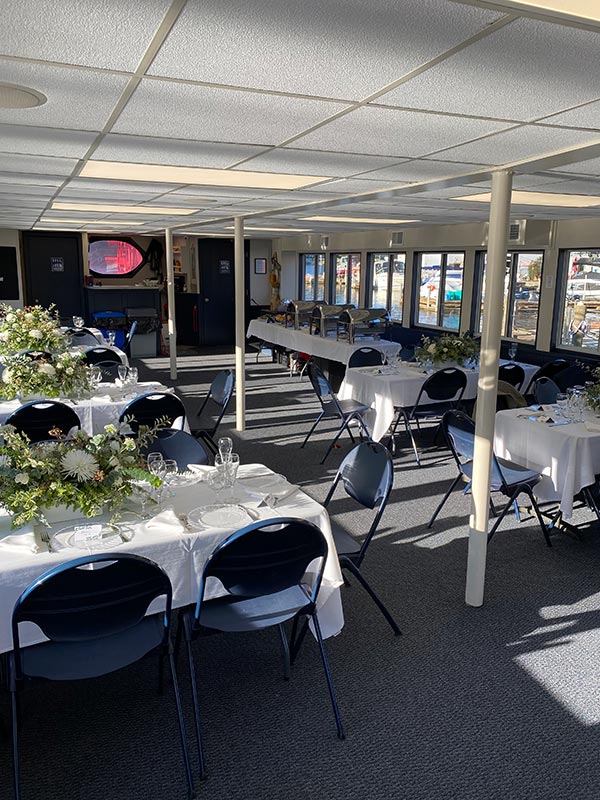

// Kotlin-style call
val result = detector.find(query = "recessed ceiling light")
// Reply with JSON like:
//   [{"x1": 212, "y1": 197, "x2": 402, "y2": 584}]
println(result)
[
  {"x1": 490, "y1": 1, "x2": 600, "y2": 23},
  {"x1": 52, "y1": 202, "x2": 197, "y2": 215},
  {"x1": 302, "y1": 216, "x2": 419, "y2": 224},
  {"x1": 40, "y1": 217, "x2": 145, "y2": 225},
  {"x1": 80, "y1": 161, "x2": 330, "y2": 190},
  {"x1": 224, "y1": 225, "x2": 310, "y2": 232},
  {"x1": 452, "y1": 191, "x2": 600, "y2": 207},
  {"x1": 0, "y1": 82, "x2": 46, "y2": 109}
]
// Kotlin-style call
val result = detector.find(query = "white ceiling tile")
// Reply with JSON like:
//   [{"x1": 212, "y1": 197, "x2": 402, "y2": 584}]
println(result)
[
  {"x1": 93, "y1": 134, "x2": 266, "y2": 168},
  {"x1": 469, "y1": 174, "x2": 577, "y2": 189},
  {"x1": 363, "y1": 159, "x2": 488, "y2": 182},
  {"x1": 0, "y1": 124, "x2": 95, "y2": 158},
  {"x1": 114, "y1": 80, "x2": 348, "y2": 145},
  {"x1": 438, "y1": 125, "x2": 600, "y2": 165},
  {"x1": 549, "y1": 158, "x2": 600, "y2": 177},
  {"x1": 379, "y1": 17, "x2": 600, "y2": 122},
  {"x1": 149, "y1": 0, "x2": 499, "y2": 98},
  {"x1": 0, "y1": 0, "x2": 171, "y2": 70},
  {"x1": 293, "y1": 107, "x2": 511, "y2": 158},
  {"x1": 305, "y1": 177, "x2": 408, "y2": 194},
  {"x1": 65, "y1": 177, "x2": 182, "y2": 193},
  {"x1": 543, "y1": 100, "x2": 600, "y2": 130},
  {"x1": 0, "y1": 153, "x2": 76, "y2": 176},
  {"x1": 529, "y1": 179, "x2": 600, "y2": 196},
  {"x1": 0, "y1": 173, "x2": 63, "y2": 187},
  {"x1": 234, "y1": 148, "x2": 405, "y2": 177},
  {"x1": 0, "y1": 60, "x2": 129, "y2": 131},
  {"x1": 56, "y1": 190, "x2": 168, "y2": 203},
  {"x1": 0, "y1": 184, "x2": 56, "y2": 197}
]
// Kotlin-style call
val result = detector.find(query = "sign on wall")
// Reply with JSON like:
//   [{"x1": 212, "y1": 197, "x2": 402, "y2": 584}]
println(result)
[
  {"x1": 0, "y1": 246, "x2": 19, "y2": 300},
  {"x1": 50, "y1": 256, "x2": 65, "y2": 272}
]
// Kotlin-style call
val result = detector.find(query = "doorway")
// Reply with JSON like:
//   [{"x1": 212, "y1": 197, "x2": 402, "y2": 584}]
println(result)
[
  {"x1": 22, "y1": 232, "x2": 84, "y2": 319},
  {"x1": 197, "y1": 238, "x2": 250, "y2": 345}
]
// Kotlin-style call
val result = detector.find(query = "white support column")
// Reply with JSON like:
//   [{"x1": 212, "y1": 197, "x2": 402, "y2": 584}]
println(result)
[
  {"x1": 234, "y1": 217, "x2": 246, "y2": 431},
  {"x1": 465, "y1": 170, "x2": 513, "y2": 607},
  {"x1": 165, "y1": 227, "x2": 177, "y2": 380}
]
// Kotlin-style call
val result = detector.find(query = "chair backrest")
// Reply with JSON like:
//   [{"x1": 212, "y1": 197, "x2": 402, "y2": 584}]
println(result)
[
  {"x1": 348, "y1": 347, "x2": 384, "y2": 368},
  {"x1": 22, "y1": 350, "x2": 53, "y2": 362},
  {"x1": 124, "y1": 320, "x2": 138, "y2": 353},
  {"x1": 143, "y1": 428, "x2": 210, "y2": 469},
  {"x1": 419, "y1": 368, "x2": 467, "y2": 404},
  {"x1": 12, "y1": 554, "x2": 171, "y2": 678},
  {"x1": 534, "y1": 376, "x2": 560, "y2": 405},
  {"x1": 83, "y1": 347, "x2": 122, "y2": 365},
  {"x1": 93, "y1": 360, "x2": 122, "y2": 381},
  {"x1": 496, "y1": 380, "x2": 527, "y2": 411},
  {"x1": 308, "y1": 361, "x2": 335, "y2": 404},
  {"x1": 498, "y1": 363, "x2": 525, "y2": 390},
  {"x1": 119, "y1": 391, "x2": 186, "y2": 433},
  {"x1": 324, "y1": 441, "x2": 393, "y2": 563},
  {"x1": 6, "y1": 400, "x2": 81, "y2": 442},
  {"x1": 67, "y1": 328, "x2": 100, "y2": 346},
  {"x1": 197, "y1": 370, "x2": 235, "y2": 436},
  {"x1": 554, "y1": 363, "x2": 588, "y2": 392},
  {"x1": 194, "y1": 518, "x2": 328, "y2": 624},
  {"x1": 442, "y1": 411, "x2": 504, "y2": 487},
  {"x1": 532, "y1": 358, "x2": 568, "y2": 383}
]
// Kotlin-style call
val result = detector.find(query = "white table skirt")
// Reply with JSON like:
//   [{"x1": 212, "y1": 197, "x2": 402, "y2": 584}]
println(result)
[
  {"x1": 339, "y1": 360, "x2": 539, "y2": 442},
  {"x1": 0, "y1": 464, "x2": 344, "y2": 652},
  {"x1": 0, "y1": 382, "x2": 185, "y2": 435},
  {"x1": 494, "y1": 408, "x2": 600, "y2": 519},
  {"x1": 247, "y1": 319, "x2": 401, "y2": 366}
]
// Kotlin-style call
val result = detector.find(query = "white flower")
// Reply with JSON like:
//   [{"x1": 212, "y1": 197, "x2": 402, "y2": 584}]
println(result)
[
  {"x1": 38, "y1": 363, "x2": 56, "y2": 377},
  {"x1": 14, "y1": 472, "x2": 29, "y2": 485},
  {"x1": 428, "y1": 343, "x2": 436, "y2": 353},
  {"x1": 2, "y1": 367, "x2": 10, "y2": 383},
  {"x1": 29, "y1": 329, "x2": 43, "y2": 340},
  {"x1": 5, "y1": 313, "x2": 15, "y2": 323},
  {"x1": 61, "y1": 450, "x2": 100, "y2": 481},
  {"x1": 0, "y1": 331, "x2": 8, "y2": 341},
  {"x1": 24, "y1": 312, "x2": 34, "y2": 320},
  {"x1": 66, "y1": 367, "x2": 74, "y2": 375}
]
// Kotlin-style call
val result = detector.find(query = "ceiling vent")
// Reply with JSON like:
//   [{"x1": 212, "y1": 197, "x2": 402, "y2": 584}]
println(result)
[
  {"x1": 481, "y1": 219, "x2": 527, "y2": 246},
  {"x1": 0, "y1": 83, "x2": 46, "y2": 109},
  {"x1": 320, "y1": 235, "x2": 329, "y2": 251},
  {"x1": 389, "y1": 231, "x2": 404, "y2": 246}
]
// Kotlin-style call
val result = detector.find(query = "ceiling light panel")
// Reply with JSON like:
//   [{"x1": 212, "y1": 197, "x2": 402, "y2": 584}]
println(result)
[
  {"x1": 0, "y1": 153, "x2": 77, "y2": 176},
  {"x1": 80, "y1": 160, "x2": 329, "y2": 190},
  {"x1": 148, "y1": 0, "x2": 499, "y2": 98},
  {"x1": 93, "y1": 134, "x2": 267, "y2": 169},
  {"x1": 0, "y1": 124, "x2": 95, "y2": 159},
  {"x1": 0, "y1": 0, "x2": 172, "y2": 70},
  {"x1": 0, "y1": 59, "x2": 129, "y2": 131},
  {"x1": 224, "y1": 226, "x2": 311, "y2": 232},
  {"x1": 40, "y1": 218, "x2": 145, "y2": 226},
  {"x1": 52, "y1": 202, "x2": 198, "y2": 215},
  {"x1": 378, "y1": 17, "x2": 600, "y2": 122},
  {"x1": 454, "y1": 190, "x2": 600, "y2": 207},
  {"x1": 491, "y1": 1, "x2": 600, "y2": 24},
  {"x1": 234, "y1": 148, "x2": 404, "y2": 177},
  {"x1": 293, "y1": 107, "x2": 511, "y2": 158},
  {"x1": 113, "y1": 80, "x2": 349, "y2": 145},
  {"x1": 303, "y1": 215, "x2": 419, "y2": 224},
  {"x1": 439, "y1": 125, "x2": 600, "y2": 165}
]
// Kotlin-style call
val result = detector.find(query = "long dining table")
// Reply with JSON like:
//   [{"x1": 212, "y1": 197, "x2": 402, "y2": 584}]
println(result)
[{"x1": 0, "y1": 463, "x2": 344, "y2": 652}]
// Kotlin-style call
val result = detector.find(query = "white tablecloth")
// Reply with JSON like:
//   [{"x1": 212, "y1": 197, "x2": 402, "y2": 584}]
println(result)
[
  {"x1": 494, "y1": 408, "x2": 600, "y2": 519},
  {"x1": 0, "y1": 382, "x2": 181, "y2": 435},
  {"x1": 247, "y1": 319, "x2": 401, "y2": 365},
  {"x1": 0, "y1": 464, "x2": 343, "y2": 652},
  {"x1": 339, "y1": 360, "x2": 539, "y2": 442}
]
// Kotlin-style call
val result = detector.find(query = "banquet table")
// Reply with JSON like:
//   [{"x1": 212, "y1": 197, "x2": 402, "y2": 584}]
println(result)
[
  {"x1": 494, "y1": 407, "x2": 600, "y2": 519},
  {"x1": 338, "y1": 360, "x2": 539, "y2": 442},
  {"x1": 0, "y1": 381, "x2": 181, "y2": 435},
  {"x1": 0, "y1": 464, "x2": 344, "y2": 652},
  {"x1": 247, "y1": 319, "x2": 401, "y2": 366}
]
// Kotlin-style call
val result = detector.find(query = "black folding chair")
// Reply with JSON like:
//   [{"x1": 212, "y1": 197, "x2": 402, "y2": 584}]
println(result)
[
  {"x1": 191, "y1": 370, "x2": 234, "y2": 454},
  {"x1": 123, "y1": 320, "x2": 138, "y2": 358},
  {"x1": 323, "y1": 441, "x2": 400, "y2": 636},
  {"x1": 347, "y1": 347, "x2": 385, "y2": 368},
  {"x1": 6, "y1": 400, "x2": 81, "y2": 442},
  {"x1": 498, "y1": 363, "x2": 525, "y2": 391},
  {"x1": 528, "y1": 358, "x2": 568, "y2": 388},
  {"x1": 555, "y1": 363, "x2": 588, "y2": 392},
  {"x1": 67, "y1": 328, "x2": 100, "y2": 346},
  {"x1": 119, "y1": 392, "x2": 187, "y2": 433},
  {"x1": 533, "y1": 376, "x2": 560, "y2": 405},
  {"x1": 388, "y1": 367, "x2": 467, "y2": 465},
  {"x1": 302, "y1": 362, "x2": 371, "y2": 464},
  {"x1": 143, "y1": 428, "x2": 211, "y2": 470},
  {"x1": 179, "y1": 518, "x2": 344, "y2": 777},
  {"x1": 83, "y1": 347, "x2": 122, "y2": 366},
  {"x1": 92, "y1": 359, "x2": 122, "y2": 381},
  {"x1": 8, "y1": 554, "x2": 194, "y2": 800},
  {"x1": 428, "y1": 411, "x2": 551, "y2": 546}
]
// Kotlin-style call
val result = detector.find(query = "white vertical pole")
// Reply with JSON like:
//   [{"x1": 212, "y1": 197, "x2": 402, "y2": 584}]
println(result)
[
  {"x1": 165, "y1": 227, "x2": 177, "y2": 380},
  {"x1": 234, "y1": 217, "x2": 246, "y2": 431},
  {"x1": 465, "y1": 169, "x2": 513, "y2": 607}
]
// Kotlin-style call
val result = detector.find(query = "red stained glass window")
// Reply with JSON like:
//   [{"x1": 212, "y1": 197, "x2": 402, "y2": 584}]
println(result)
[{"x1": 89, "y1": 238, "x2": 144, "y2": 277}]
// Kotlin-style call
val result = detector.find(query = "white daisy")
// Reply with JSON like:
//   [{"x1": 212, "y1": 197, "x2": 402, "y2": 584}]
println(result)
[
  {"x1": 38, "y1": 363, "x2": 56, "y2": 377},
  {"x1": 14, "y1": 472, "x2": 29, "y2": 485},
  {"x1": 61, "y1": 450, "x2": 100, "y2": 482}
]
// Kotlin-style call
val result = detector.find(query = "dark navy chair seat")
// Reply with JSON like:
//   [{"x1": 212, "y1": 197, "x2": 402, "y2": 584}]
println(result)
[
  {"x1": 67, "y1": 328, "x2": 100, "y2": 346},
  {"x1": 200, "y1": 585, "x2": 312, "y2": 632},
  {"x1": 143, "y1": 428, "x2": 210, "y2": 469},
  {"x1": 459, "y1": 457, "x2": 541, "y2": 491},
  {"x1": 330, "y1": 524, "x2": 363, "y2": 556}
]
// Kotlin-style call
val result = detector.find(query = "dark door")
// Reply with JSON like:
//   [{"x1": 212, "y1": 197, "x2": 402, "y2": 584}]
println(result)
[
  {"x1": 197, "y1": 238, "x2": 250, "y2": 345},
  {"x1": 22, "y1": 232, "x2": 84, "y2": 319},
  {"x1": 175, "y1": 292, "x2": 201, "y2": 345}
]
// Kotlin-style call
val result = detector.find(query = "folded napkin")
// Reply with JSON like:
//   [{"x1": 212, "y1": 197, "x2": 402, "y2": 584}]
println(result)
[
  {"x1": 585, "y1": 421, "x2": 600, "y2": 433},
  {"x1": 0, "y1": 532, "x2": 39, "y2": 554},
  {"x1": 187, "y1": 464, "x2": 215, "y2": 478},
  {"x1": 143, "y1": 507, "x2": 186, "y2": 536}
]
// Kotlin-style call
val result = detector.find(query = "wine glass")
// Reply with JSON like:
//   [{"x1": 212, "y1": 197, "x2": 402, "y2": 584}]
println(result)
[
  {"x1": 217, "y1": 436, "x2": 233, "y2": 461},
  {"x1": 107, "y1": 330, "x2": 117, "y2": 346},
  {"x1": 127, "y1": 366, "x2": 138, "y2": 387},
  {"x1": 508, "y1": 342, "x2": 517, "y2": 362},
  {"x1": 117, "y1": 365, "x2": 128, "y2": 384},
  {"x1": 89, "y1": 365, "x2": 103, "y2": 392},
  {"x1": 147, "y1": 452, "x2": 166, "y2": 509},
  {"x1": 555, "y1": 393, "x2": 568, "y2": 419},
  {"x1": 162, "y1": 458, "x2": 178, "y2": 497},
  {"x1": 218, "y1": 453, "x2": 240, "y2": 502},
  {"x1": 73, "y1": 316, "x2": 84, "y2": 329}
]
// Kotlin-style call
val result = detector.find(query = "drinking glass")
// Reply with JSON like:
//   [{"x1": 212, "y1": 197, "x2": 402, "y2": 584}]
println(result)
[
  {"x1": 73, "y1": 316, "x2": 84, "y2": 329},
  {"x1": 128, "y1": 366, "x2": 138, "y2": 387},
  {"x1": 117, "y1": 365, "x2": 128, "y2": 384},
  {"x1": 217, "y1": 436, "x2": 233, "y2": 461},
  {"x1": 90, "y1": 365, "x2": 103, "y2": 391},
  {"x1": 207, "y1": 465, "x2": 226, "y2": 498},
  {"x1": 162, "y1": 458, "x2": 178, "y2": 497},
  {"x1": 508, "y1": 342, "x2": 517, "y2": 361},
  {"x1": 107, "y1": 330, "x2": 117, "y2": 346},
  {"x1": 218, "y1": 453, "x2": 240, "y2": 502},
  {"x1": 147, "y1": 452, "x2": 166, "y2": 509},
  {"x1": 555, "y1": 393, "x2": 568, "y2": 419}
]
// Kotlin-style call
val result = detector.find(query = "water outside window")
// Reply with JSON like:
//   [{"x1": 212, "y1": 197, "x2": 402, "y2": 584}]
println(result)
[
  {"x1": 418, "y1": 252, "x2": 464, "y2": 329},
  {"x1": 333, "y1": 253, "x2": 361, "y2": 305},
  {"x1": 371, "y1": 252, "x2": 405, "y2": 320},
  {"x1": 560, "y1": 249, "x2": 600, "y2": 351},
  {"x1": 300, "y1": 254, "x2": 326, "y2": 301}
]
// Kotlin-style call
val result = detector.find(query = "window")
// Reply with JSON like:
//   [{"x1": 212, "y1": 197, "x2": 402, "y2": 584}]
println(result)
[
  {"x1": 416, "y1": 252, "x2": 464, "y2": 330},
  {"x1": 332, "y1": 253, "x2": 361, "y2": 306},
  {"x1": 299, "y1": 253, "x2": 325, "y2": 301},
  {"x1": 558, "y1": 249, "x2": 600, "y2": 352},
  {"x1": 88, "y1": 237, "x2": 144, "y2": 277},
  {"x1": 476, "y1": 251, "x2": 543, "y2": 343},
  {"x1": 369, "y1": 252, "x2": 405, "y2": 320}
]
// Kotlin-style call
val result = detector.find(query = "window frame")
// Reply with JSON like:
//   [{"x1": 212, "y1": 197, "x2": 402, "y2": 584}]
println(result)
[
  {"x1": 413, "y1": 250, "x2": 466, "y2": 331},
  {"x1": 330, "y1": 252, "x2": 361, "y2": 306},
  {"x1": 298, "y1": 252, "x2": 326, "y2": 301},
  {"x1": 366, "y1": 251, "x2": 406, "y2": 321},
  {"x1": 554, "y1": 247, "x2": 600, "y2": 355},
  {"x1": 88, "y1": 236, "x2": 145, "y2": 279}
]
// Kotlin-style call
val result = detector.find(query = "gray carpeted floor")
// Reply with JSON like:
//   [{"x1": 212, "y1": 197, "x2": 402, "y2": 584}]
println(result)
[{"x1": 3, "y1": 349, "x2": 600, "y2": 800}]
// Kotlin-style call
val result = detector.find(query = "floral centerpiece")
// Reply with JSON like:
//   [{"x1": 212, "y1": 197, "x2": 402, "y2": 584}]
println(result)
[
  {"x1": 0, "y1": 351, "x2": 92, "y2": 401},
  {"x1": 0, "y1": 421, "x2": 162, "y2": 528},
  {"x1": 0, "y1": 303, "x2": 65, "y2": 357},
  {"x1": 415, "y1": 332, "x2": 480, "y2": 368},
  {"x1": 584, "y1": 366, "x2": 600, "y2": 413}
]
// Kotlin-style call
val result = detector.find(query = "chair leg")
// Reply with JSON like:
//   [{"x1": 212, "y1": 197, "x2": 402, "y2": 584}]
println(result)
[
  {"x1": 168, "y1": 650, "x2": 196, "y2": 798},
  {"x1": 11, "y1": 689, "x2": 20, "y2": 800},
  {"x1": 488, "y1": 491, "x2": 519, "y2": 542},
  {"x1": 185, "y1": 638, "x2": 207, "y2": 781},
  {"x1": 290, "y1": 616, "x2": 309, "y2": 665},
  {"x1": 342, "y1": 559, "x2": 401, "y2": 636},
  {"x1": 522, "y1": 486, "x2": 552, "y2": 548},
  {"x1": 278, "y1": 623, "x2": 291, "y2": 681},
  {"x1": 158, "y1": 649, "x2": 165, "y2": 696},
  {"x1": 311, "y1": 612, "x2": 344, "y2": 740},
  {"x1": 174, "y1": 613, "x2": 183, "y2": 665},
  {"x1": 403, "y1": 413, "x2": 420, "y2": 466},
  {"x1": 428, "y1": 474, "x2": 462, "y2": 528},
  {"x1": 513, "y1": 499, "x2": 521, "y2": 523},
  {"x1": 320, "y1": 417, "x2": 353, "y2": 464},
  {"x1": 301, "y1": 411, "x2": 324, "y2": 449}
]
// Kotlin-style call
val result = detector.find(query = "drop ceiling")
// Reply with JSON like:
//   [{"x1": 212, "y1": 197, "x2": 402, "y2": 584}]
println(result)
[{"x1": 3, "y1": 0, "x2": 600, "y2": 236}]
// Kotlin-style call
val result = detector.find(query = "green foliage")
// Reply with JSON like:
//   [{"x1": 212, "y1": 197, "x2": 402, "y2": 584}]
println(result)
[{"x1": 415, "y1": 332, "x2": 480, "y2": 367}]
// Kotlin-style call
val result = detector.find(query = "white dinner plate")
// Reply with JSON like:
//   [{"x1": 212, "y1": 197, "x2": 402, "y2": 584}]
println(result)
[
  {"x1": 50, "y1": 522, "x2": 135, "y2": 552},
  {"x1": 186, "y1": 504, "x2": 253, "y2": 530},
  {"x1": 238, "y1": 473, "x2": 286, "y2": 493},
  {"x1": 164, "y1": 470, "x2": 203, "y2": 488}
]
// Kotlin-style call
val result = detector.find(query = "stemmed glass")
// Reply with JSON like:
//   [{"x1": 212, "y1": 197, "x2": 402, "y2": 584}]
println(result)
[
  {"x1": 162, "y1": 458, "x2": 178, "y2": 497},
  {"x1": 508, "y1": 342, "x2": 517, "y2": 362},
  {"x1": 117, "y1": 365, "x2": 129, "y2": 384},
  {"x1": 218, "y1": 437, "x2": 233, "y2": 461},
  {"x1": 72, "y1": 315, "x2": 84, "y2": 329},
  {"x1": 555, "y1": 393, "x2": 569, "y2": 420},
  {"x1": 216, "y1": 452, "x2": 240, "y2": 502},
  {"x1": 147, "y1": 452, "x2": 166, "y2": 509},
  {"x1": 107, "y1": 330, "x2": 117, "y2": 346}
]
